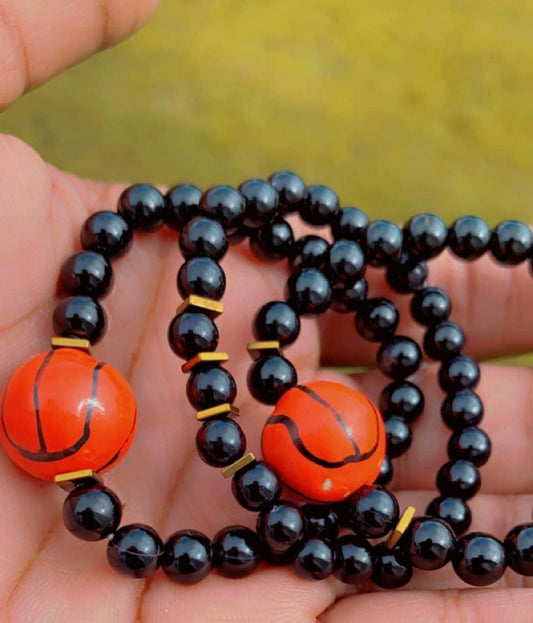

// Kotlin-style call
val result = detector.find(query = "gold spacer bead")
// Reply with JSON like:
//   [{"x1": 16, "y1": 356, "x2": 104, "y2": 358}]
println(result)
[
  {"x1": 246, "y1": 340, "x2": 283, "y2": 360},
  {"x1": 221, "y1": 452, "x2": 256, "y2": 479},
  {"x1": 54, "y1": 469, "x2": 103, "y2": 492},
  {"x1": 176, "y1": 295, "x2": 224, "y2": 318},
  {"x1": 51, "y1": 337, "x2": 91, "y2": 352},
  {"x1": 386, "y1": 506, "x2": 416, "y2": 549},
  {"x1": 181, "y1": 352, "x2": 229, "y2": 373},
  {"x1": 196, "y1": 403, "x2": 240, "y2": 421}
]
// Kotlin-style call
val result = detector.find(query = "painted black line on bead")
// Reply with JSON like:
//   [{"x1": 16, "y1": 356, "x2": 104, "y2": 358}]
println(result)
[
  {"x1": 96, "y1": 405, "x2": 137, "y2": 473},
  {"x1": 33, "y1": 350, "x2": 55, "y2": 452}
]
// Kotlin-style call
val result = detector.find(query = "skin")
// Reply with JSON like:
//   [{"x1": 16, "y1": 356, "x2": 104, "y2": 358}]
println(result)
[{"x1": 0, "y1": 2, "x2": 532, "y2": 621}]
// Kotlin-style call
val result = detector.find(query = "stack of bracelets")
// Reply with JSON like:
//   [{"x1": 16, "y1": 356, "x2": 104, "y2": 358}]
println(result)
[{"x1": 1, "y1": 171, "x2": 532, "y2": 590}]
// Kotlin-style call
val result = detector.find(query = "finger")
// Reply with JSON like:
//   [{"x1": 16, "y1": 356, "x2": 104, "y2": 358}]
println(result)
[{"x1": 0, "y1": 0, "x2": 160, "y2": 109}]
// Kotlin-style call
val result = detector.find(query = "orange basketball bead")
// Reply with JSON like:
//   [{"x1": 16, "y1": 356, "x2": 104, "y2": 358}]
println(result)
[
  {"x1": 0, "y1": 348, "x2": 137, "y2": 481},
  {"x1": 261, "y1": 380, "x2": 385, "y2": 502}
]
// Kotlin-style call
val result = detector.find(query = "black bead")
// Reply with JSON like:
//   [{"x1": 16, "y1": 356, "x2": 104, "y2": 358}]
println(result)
[
  {"x1": 302, "y1": 505, "x2": 339, "y2": 541},
  {"x1": 186, "y1": 365, "x2": 237, "y2": 410},
  {"x1": 408, "y1": 517, "x2": 455, "y2": 570},
  {"x1": 490, "y1": 220, "x2": 532, "y2": 265},
  {"x1": 379, "y1": 381, "x2": 425, "y2": 423},
  {"x1": 426, "y1": 496, "x2": 472, "y2": 536},
  {"x1": 231, "y1": 460, "x2": 282, "y2": 511},
  {"x1": 290, "y1": 235, "x2": 329, "y2": 270},
  {"x1": 285, "y1": 267, "x2": 332, "y2": 316},
  {"x1": 249, "y1": 218, "x2": 294, "y2": 261},
  {"x1": 196, "y1": 418, "x2": 246, "y2": 467},
  {"x1": 167, "y1": 312, "x2": 218, "y2": 360},
  {"x1": 344, "y1": 485, "x2": 399, "y2": 538},
  {"x1": 453, "y1": 533, "x2": 506, "y2": 586},
  {"x1": 386, "y1": 253, "x2": 428, "y2": 294},
  {"x1": 423, "y1": 321, "x2": 465, "y2": 361},
  {"x1": 372, "y1": 544, "x2": 413, "y2": 589},
  {"x1": 107, "y1": 524, "x2": 163, "y2": 578},
  {"x1": 436, "y1": 460, "x2": 481, "y2": 500},
  {"x1": 333, "y1": 535, "x2": 373, "y2": 584},
  {"x1": 268, "y1": 171, "x2": 305, "y2": 213},
  {"x1": 327, "y1": 239, "x2": 366, "y2": 284},
  {"x1": 504, "y1": 523, "x2": 533, "y2": 576},
  {"x1": 53, "y1": 296, "x2": 106, "y2": 344},
  {"x1": 164, "y1": 183, "x2": 202, "y2": 230},
  {"x1": 441, "y1": 390, "x2": 484, "y2": 430},
  {"x1": 377, "y1": 336, "x2": 422, "y2": 380},
  {"x1": 300, "y1": 184, "x2": 339, "y2": 226},
  {"x1": 365, "y1": 220, "x2": 403, "y2": 266},
  {"x1": 179, "y1": 216, "x2": 228, "y2": 261},
  {"x1": 257, "y1": 501, "x2": 304, "y2": 555},
  {"x1": 247, "y1": 355, "x2": 297, "y2": 405},
  {"x1": 293, "y1": 538, "x2": 333, "y2": 580},
  {"x1": 439, "y1": 355, "x2": 480, "y2": 393},
  {"x1": 117, "y1": 184, "x2": 165, "y2": 231},
  {"x1": 162, "y1": 530, "x2": 212, "y2": 584},
  {"x1": 447, "y1": 426, "x2": 491, "y2": 467},
  {"x1": 331, "y1": 206, "x2": 368, "y2": 243},
  {"x1": 375, "y1": 454, "x2": 394, "y2": 486},
  {"x1": 239, "y1": 178, "x2": 279, "y2": 228},
  {"x1": 253, "y1": 301, "x2": 300, "y2": 346},
  {"x1": 60, "y1": 251, "x2": 113, "y2": 298},
  {"x1": 212, "y1": 526, "x2": 263, "y2": 578},
  {"x1": 403, "y1": 213, "x2": 448, "y2": 260},
  {"x1": 355, "y1": 297, "x2": 399, "y2": 342},
  {"x1": 448, "y1": 216, "x2": 491, "y2": 260},
  {"x1": 331, "y1": 278, "x2": 368, "y2": 313},
  {"x1": 199, "y1": 185, "x2": 245, "y2": 231},
  {"x1": 177, "y1": 257, "x2": 226, "y2": 300},
  {"x1": 63, "y1": 484, "x2": 121, "y2": 541},
  {"x1": 410, "y1": 286, "x2": 451, "y2": 327},
  {"x1": 81, "y1": 211, "x2": 133, "y2": 258},
  {"x1": 385, "y1": 416, "x2": 412, "y2": 458},
  {"x1": 227, "y1": 223, "x2": 251, "y2": 246}
]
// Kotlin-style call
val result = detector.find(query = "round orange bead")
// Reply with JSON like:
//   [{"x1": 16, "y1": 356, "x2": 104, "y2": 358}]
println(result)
[
  {"x1": 0, "y1": 348, "x2": 137, "y2": 481},
  {"x1": 261, "y1": 380, "x2": 385, "y2": 502}
]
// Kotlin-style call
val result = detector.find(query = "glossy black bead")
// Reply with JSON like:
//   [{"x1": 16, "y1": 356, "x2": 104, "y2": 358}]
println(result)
[
  {"x1": 504, "y1": 523, "x2": 533, "y2": 576},
  {"x1": 375, "y1": 454, "x2": 394, "y2": 486},
  {"x1": 301, "y1": 505, "x2": 339, "y2": 542},
  {"x1": 377, "y1": 336, "x2": 422, "y2": 380},
  {"x1": 441, "y1": 390, "x2": 484, "y2": 430},
  {"x1": 285, "y1": 267, "x2": 332, "y2": 316},
  {"x1": 410, "y1": 286, "x2": 451, "y2": 327},
  {"x1": 212, "y1": 526, "x2": 263, "y2": 578},
  {"x1": 423, "y1": 321, "x2": 465, "y2": 361},
  {"x1": 247, "y1": 355, "x2": 297, "y2": 405},
  {"x1": 179, "y1": 216, "x2": 228, "y2": 261},
  {"x1": 300, "y1": 184, "x2": 339, "y2": 226},
  {"x1": 164, "y1": 183, "x2": 202, "y2": 230},
  {"x1": 333, "y1": 535, "x2": 373, "y2": 584},
  {"x1": 426, "y1": 496, "x2": 472, "y2": 536},
  {"x1": 199, "y1": 185, "x2": 245, "y2": 231},
  {"x1": 386, "y1": 253, "x2": 428, "y2": 294},
  {"x1": 403, "y1": 213, "x2": 448, "y2": 260},
  {"x1": 167, "y1": 312, "x2": 218, "y2": 360},
  {"x1": 290, "y1": 235, "x2": 329, "y2": 270},
  {"x1": 436, "y1": 460, "x2": 480, "y2": 500},
  {"x1": 253, "y1": 301, "x2": 300, "y2": 346},
  {"x1": 344, "y1": 485, "x2": 399, "y2": 538},
  {"x1": 177, "y1": 257, "x2": 226, "y2": 300},
  {"x1": 490, "y1": 220, "x2": 532, "y2": 265},
  {"x1": 379, "y1": 381, "x2": 425, "y2": 423},
  {"x1": 196, "y1": 418, "x2": 246, "y2": 467},
  {"x1": 439, "y1": 356, "x2": 480, "y2": 393},
  {"x1": 239, "y1": 178, "x2": 279, "y2": 228},
  {"x1": 293, "y1": 538, "x2": 333, "y2": 580},
  {"x1": 60, "y1": 251, "x2": 113, "y2": 298},
  {"x1": 408, "y1": 517, "x2": 455, "y2": 570},
  {"x1": 355, "y1": 297, "x2": 399, "y2": 342},
  {"x1": 448, "y1": 216, "x2": 491, "y2": 260},
  {"x1": 331, "y1": 206, "x2": 368, "y2": 243},
  {"x1": 186, "y1": 365, "x2": 237, "y2": 410},
  {"x1": 385, "y1": 416, "x2": 412, "y2": 458},
  {"x1": 162, "y1": 530, "x2": 212, "y2": 584},
  {"x1": 80, "y1": 211, "x2": 132, "y2": 258},
  {"x1": 327, "y1": 239, "x2": 366, "y2": 284},
  {"x1": 331, "y1": 278, "x2": 368, "y2": 313},
  {"x1": 63, "y1": 484, "x2": 121, "y2": 541},
  {"x1": 53, "y1": 296, "x2": 106, "y2": 344},
  {"x1": 117, "y1": 184, "x2": 165, "y2": 231},
  {"x1": 232, "y1": 460, "x2": 282, "y2": 511},
  {"x1": 372, "y1": 544, "x2": 413, "y2": 589},
  {"x1": 268, "y1": 171, "x2": 305, "y2": 213},
  {"x1": 453, "y1": 533, "x2": 506, "y2": 586},
  {"x1": 365, "y1": 220, "x2": 403, "y2": 266},
  {"x1": 447, "y1": 427, "x2": 491, "y2": 467},
  {"x1": 257, "y1": 501, "x2": 304, "y2": 555},
  {"x1": 107, "y1": 524, "x2": 163, "y2": 578},
  {"x1": 249, "y1": 218, "x2": 294, "y2": 261}
]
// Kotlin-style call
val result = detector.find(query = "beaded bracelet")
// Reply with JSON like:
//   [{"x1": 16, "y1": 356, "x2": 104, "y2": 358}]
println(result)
[{"x1": 0, "y1": 173, "x2": 532, "y2": 590}]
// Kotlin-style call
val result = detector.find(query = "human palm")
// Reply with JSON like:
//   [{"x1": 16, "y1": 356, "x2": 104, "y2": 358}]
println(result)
[{"x1": 0, "y1": 3, "x2": 532, "y2": 622}]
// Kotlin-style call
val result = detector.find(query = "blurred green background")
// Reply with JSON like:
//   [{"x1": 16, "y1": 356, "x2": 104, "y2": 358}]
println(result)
[{"x1": 1, "y1": 0, "x2": 533, "y2": 224}]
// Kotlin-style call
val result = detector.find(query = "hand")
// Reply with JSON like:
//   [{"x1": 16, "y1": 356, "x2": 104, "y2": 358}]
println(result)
[{"x1": 0, "y1": 4, "x2": 532, "y2": 621}]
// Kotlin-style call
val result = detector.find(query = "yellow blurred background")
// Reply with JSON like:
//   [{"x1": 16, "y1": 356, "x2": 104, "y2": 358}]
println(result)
[{"x1": 1, "y1": 0, "x2": 533, "y2": 224}]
